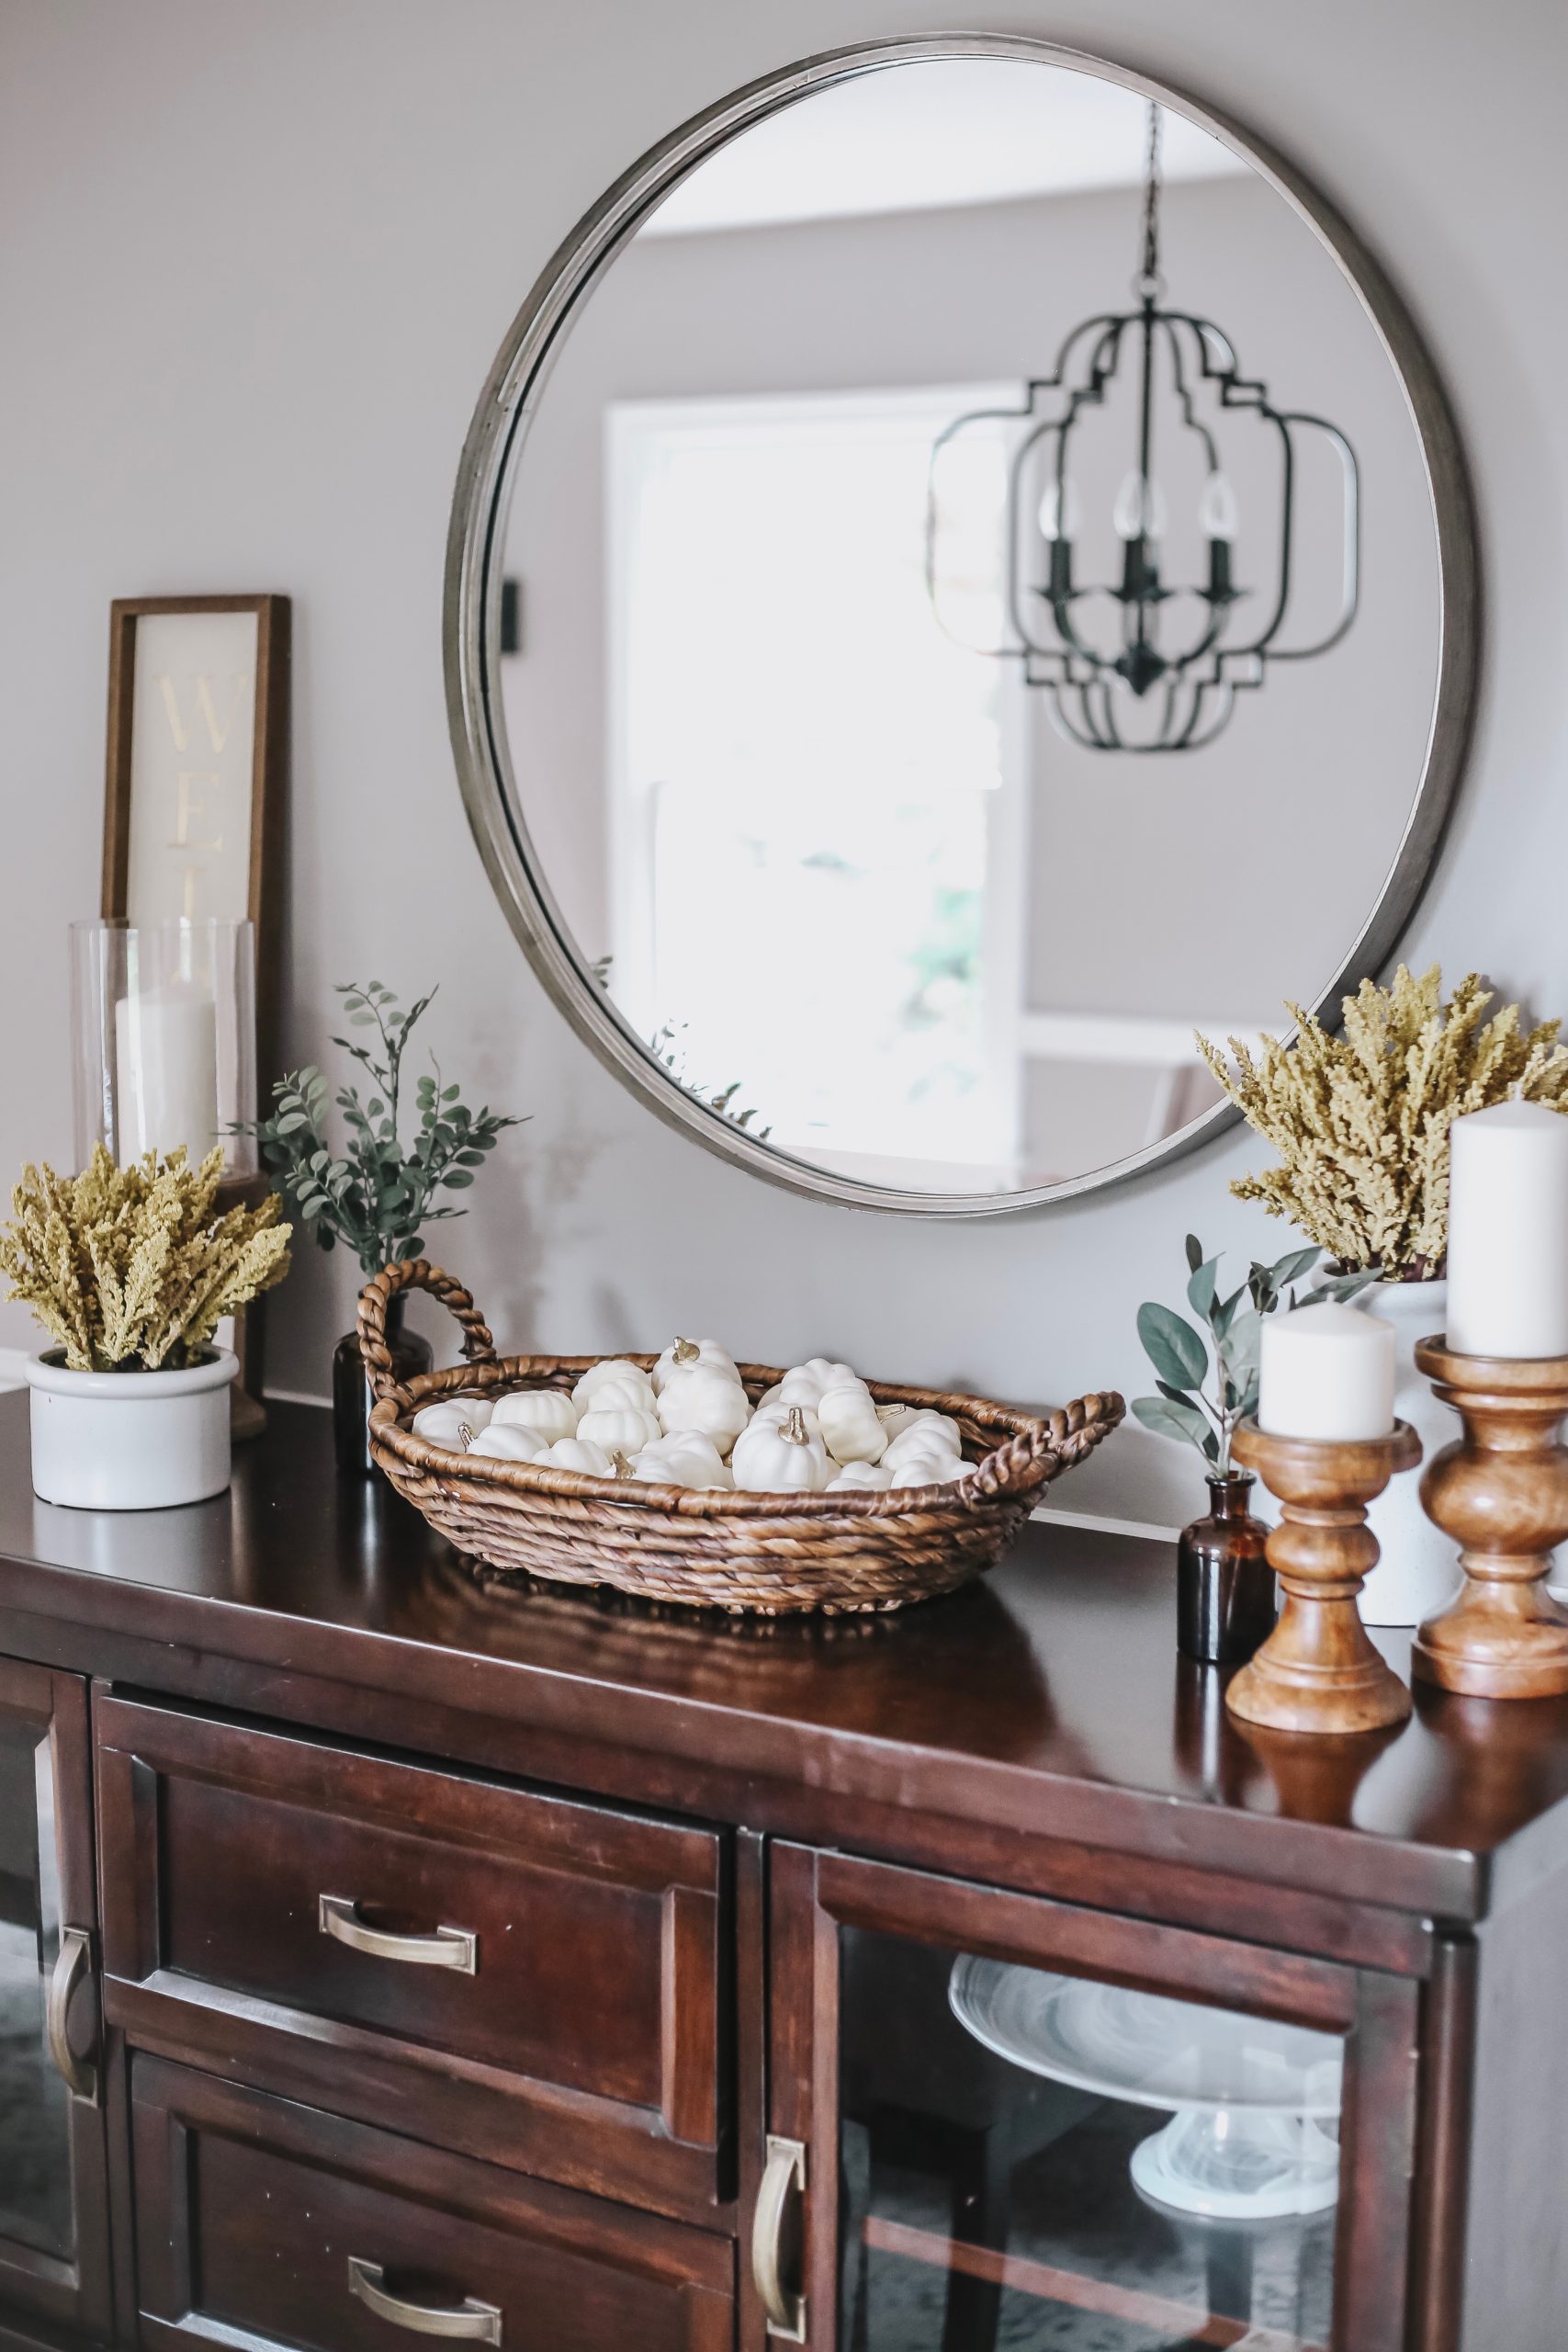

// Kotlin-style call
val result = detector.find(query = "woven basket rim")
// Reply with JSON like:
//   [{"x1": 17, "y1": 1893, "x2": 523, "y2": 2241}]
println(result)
[
  {"x1": 368, "y1": 1352, "x2": 1080, "y2": 1521},
  {"x1": 354, "y1": 1263, "x2": 1124, "y2": 1612}
]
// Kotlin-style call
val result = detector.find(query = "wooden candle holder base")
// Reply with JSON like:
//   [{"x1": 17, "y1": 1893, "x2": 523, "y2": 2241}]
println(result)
[
  {"x1": 1412, "y1": 1341, "x2": 1568, "y2": 1700},
  {"x1": 1227, "y1": 1419, "x2": 1421, "y2": 1735}
]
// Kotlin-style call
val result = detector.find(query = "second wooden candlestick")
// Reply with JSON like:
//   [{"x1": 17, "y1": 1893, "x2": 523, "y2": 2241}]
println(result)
[{"x1": 1412, "y1": 1340, "x2": 1568, "y2": 1699}]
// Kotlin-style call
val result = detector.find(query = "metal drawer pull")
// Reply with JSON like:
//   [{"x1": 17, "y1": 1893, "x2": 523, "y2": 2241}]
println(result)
[
  {"x1": 47, "y1": 1928, "x2": 98, "y2": 2105},
  {"x1": 347, "y1": 2258, "x2": 502, "y2": 2343},
  {"x1": 319, "y1": 1894, "x2": 478, "y2": 1973},
  {"x1": 752, "y1": 2134, "x2": 807, "y2": 2341}
]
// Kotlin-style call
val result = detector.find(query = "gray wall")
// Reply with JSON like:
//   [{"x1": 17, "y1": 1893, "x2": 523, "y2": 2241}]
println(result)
[{"x1": 0, "y1": 0, "x2": 1561, "y2": 1532}]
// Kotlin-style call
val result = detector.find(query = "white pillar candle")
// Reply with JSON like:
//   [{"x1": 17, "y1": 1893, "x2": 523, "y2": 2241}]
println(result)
[
  {"x1": 1258, "y1": 1302, "x2": 1395, "y2": 1442},
  {"x1": 1446, "y1": 1101, "x2": 1568, "y2": 1357},
  {"x1": 114, "y1": 985, "x2": 219, "y2": 1166}
]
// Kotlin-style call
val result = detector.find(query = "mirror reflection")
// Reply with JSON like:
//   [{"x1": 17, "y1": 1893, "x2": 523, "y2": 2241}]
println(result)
[{"x1": 496, "y1": 59, "x2": 1443, "y2": 1197}]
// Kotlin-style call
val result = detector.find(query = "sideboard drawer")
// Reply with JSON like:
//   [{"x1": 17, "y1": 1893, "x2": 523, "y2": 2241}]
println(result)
[
  {"x1": 132, "y1": 2055, "x2": 734, "y2": 2352},
  {"x1": 96, "y1": 1696, "x2": 728, "y2": 2220}
]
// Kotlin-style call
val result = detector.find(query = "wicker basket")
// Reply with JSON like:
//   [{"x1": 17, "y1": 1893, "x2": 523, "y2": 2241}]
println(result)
[{"x1": 361, "y1": 1262, "x2": 1124, "y2": 1616}]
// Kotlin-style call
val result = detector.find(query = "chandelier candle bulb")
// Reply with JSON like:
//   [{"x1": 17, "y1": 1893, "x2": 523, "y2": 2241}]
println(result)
[
  {"x1": 1258, "y1": 1303, "x2": 1394, "y2": 1443},
  {"x1": 1445, "y1": 1102, "x2": 1568, "y2": 1358},
  {"x1": 1199, "y1": 471, "x2": 1239, "y2": 539}
]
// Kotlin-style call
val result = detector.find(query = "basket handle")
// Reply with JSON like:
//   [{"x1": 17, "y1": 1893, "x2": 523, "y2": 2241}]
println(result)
[
  {"x1": 358, "y1": 1261, "x2": 498, "y2": 1406},
  {"x1": 969, "y1": 1392, "x2": 1125, "y2": 1503}
]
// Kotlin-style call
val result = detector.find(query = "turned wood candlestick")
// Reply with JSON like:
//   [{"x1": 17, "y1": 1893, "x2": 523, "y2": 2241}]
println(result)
[
  {"x1": 1412, "y1": 1340, "x2": 1568, "y2": 1699},
  {"x1": 1226, "y1": 1419, "x2": 1421, "y2": 1734}
]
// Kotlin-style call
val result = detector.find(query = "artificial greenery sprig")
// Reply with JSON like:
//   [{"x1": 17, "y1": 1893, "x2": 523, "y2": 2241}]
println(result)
[
  {"x1": 0, "y1": 1145, "x2": 290, "y2": 1373},
  {"x1": 649, "y1": 1018, "x2": 773, "y2": 1140},
  {"x1": 1132, "y1": 1235, "x2": 1369, "y2": 1473},
  {"x1": 243, "y1": 981, "x2": 524, "y2": 1278}
]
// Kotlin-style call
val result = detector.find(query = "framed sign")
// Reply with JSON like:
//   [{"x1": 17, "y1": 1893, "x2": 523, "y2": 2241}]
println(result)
[
  {"x1": 101, "y1": 594, "x2": 290, "y2": 1427},
  {"x1": 101, "y1": 593, "x2": 289, "y2": 1071}
]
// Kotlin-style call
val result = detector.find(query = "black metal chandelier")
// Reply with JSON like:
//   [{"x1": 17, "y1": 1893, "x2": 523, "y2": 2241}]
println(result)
[{"x1": 925, "y1": 104, "x2": 1360, "y2": 752}]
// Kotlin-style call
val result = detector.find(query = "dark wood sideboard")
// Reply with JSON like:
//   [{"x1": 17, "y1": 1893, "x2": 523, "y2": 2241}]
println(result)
[{"x1": 0, "y1": 1392, "x2": 1565, "y2": 2352}]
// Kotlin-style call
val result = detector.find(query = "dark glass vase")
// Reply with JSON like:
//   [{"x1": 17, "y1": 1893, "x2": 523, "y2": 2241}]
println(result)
[
  {"x1": 333, "y1": 1292, "x2": 433, "y2": 1478},
  {"x1": 1177, "y1": 1470, "x2": 1276, "y2": 1666}
]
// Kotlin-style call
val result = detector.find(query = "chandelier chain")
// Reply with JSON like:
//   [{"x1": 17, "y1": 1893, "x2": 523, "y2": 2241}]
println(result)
[{"x1": 1138, "y1": 99, "x2": 1164, "y2": 297}]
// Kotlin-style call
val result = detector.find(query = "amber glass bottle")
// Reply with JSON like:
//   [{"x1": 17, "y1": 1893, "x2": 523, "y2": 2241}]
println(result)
[{"x1": 1177, "y1": 1471, "x2": 1276, "y2": 1664}]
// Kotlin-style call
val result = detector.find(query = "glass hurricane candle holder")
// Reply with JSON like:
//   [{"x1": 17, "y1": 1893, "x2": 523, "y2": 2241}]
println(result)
[{"x1": 72, "y1": 918, "x2": 256, "y2": 1178}]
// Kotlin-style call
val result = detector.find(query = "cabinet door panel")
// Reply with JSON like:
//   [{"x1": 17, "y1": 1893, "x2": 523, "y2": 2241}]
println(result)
[
  {"x1": 0, "y1": 1658, "x2": 110, "y2": 2340},
  {"x1": 132, "y1": 2055, "x2": 734, "y2": 2352},
  {"x1": 760, "y1": 1845, "x2": 1421, "y2": 2352}
]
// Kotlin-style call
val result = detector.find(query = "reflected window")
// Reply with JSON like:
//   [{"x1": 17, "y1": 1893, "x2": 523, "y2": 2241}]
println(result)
[{"x1": 606, "y1": 388, "x2": 1027, "y2": 1188}]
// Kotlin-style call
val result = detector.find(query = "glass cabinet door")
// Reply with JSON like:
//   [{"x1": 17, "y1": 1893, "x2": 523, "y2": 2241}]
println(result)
[
  {"x1": 760, "y1": 1847, "x2": 1420, "y2": 2352},
  {"x1": 0, "y1": 1660, "x2": 110, "y2": 2339}
]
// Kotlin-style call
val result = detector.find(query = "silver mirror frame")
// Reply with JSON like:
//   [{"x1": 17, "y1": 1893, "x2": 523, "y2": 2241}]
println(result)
[{"x1": 445, "y1": 31, "x2": 1479, "y2": 1218}]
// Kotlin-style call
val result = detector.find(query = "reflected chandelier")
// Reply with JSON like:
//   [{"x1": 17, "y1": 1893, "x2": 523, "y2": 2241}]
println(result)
[{"x1": 925, "y1": 103, "x2": 1360, "y2": 752}]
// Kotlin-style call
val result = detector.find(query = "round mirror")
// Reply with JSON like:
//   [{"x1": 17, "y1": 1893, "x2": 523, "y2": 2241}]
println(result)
[{"x1": 447, "y1": 36, "x2": 1475, "y2": 1214}]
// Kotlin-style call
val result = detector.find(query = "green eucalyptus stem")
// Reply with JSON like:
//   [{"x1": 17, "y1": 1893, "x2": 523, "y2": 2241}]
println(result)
[
  {"x1": 238, "y1": 980, "x2": 525, "y2": 1279},
  {"x1": 1131, "y1": 1233, "x2": 1339, "y2": 1476}
]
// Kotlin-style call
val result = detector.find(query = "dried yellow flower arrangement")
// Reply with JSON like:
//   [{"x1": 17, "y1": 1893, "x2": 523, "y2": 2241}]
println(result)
[
  {"x1": 1198, "y1": 967, "x2": 1568, "y2": 1279},
  {"x1": 0, "y1": 1145, "x2": 291, "y2": 1373}
]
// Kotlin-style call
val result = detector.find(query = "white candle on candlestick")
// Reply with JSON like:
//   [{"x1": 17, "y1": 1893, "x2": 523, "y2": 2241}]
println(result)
[
  {"x1": 1446, "y1": 1101, "x2": 1568, "y2": 1357},
  {"x1": 1258, "y1": 1302, "x2": 1394, "y2": 1442},
  {"x1": 114, "y1": 984, "x2": 219, "y2": 1166}
]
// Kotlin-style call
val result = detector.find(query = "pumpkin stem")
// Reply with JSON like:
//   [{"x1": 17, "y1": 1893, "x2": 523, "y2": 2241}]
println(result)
[
  {"x1": 783, "y1": 1406, "x2": 809, "y2": 1446},
  {"x1": 673, "y1": 1335, "x2": 700, "y2": 1364},
  {"x1": 611, "y1": 1450, "x2": 633, "y2": 1476},
  {"x1": 457, "y1": 1421, "x2": 475, "y2": 1450}
]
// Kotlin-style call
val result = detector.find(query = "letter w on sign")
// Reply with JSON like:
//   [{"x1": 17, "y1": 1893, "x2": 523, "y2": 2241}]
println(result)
[{"x1": 156, "y1": 673, "x2": 251, "y2": 755}]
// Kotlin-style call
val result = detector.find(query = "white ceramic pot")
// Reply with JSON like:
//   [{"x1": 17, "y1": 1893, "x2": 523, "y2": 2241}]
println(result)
[
  {"x1": 25, "y1": 1348, "x2": 237, "y2": 1510},
  {"x1": 1359, "y1": 1280, "x2": 1461, "y2": 1626}
]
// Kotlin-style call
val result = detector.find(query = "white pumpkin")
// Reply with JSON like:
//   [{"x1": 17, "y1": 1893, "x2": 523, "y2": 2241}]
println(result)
[
  {"x1": 570, "y1": 1358, "x2": 650, "y2": 1409},
  {"x1": 778, "y1": 1357, "x2": 857, "y2": 1409},
  {"x1": 732, "y1": 1405, "x2": 831, "y2": 1493},
  {"x1": 412, "y1": 1397, "x2": 493, "y2": 1449},
  {"x1": 578, "y1": 1401, "x2": 662, "y2": 1455},
  {"x1": 756, "y1": 1382, "x2": 784, "y2": 1408},
  {"x1": 652, "y1": 1336, "x2": 738, "y2": 1395},
  {"x1": 492, "y1": 1387, "x2": 579, "y2": 1442},
  {"x1": 886, "y1": 1449, "x2": 966, "y2": 1490},
  {"x1": 658, "y1": 1364, "x2": 751, "y2": 1451},
  {"x1": 468, "y1": 1424, "x2": 547, "y2": 1464},
  {"x1": 748, "y1": 1397, "x2": 822, "y2": 1443},
  {"x1": 825, "y1": 1460, "x2": 894, "y2": 1491},
  {"x1": 883, "y1": 1412, "x2": 963, "y2": 1467},
  {"x1": 817, "y1": 1377, "x2": 888, "y2": 1466},
  {"x1": 581, "y1": 1372, "x2": 658, "y2": 1415},
  {"x1": 632, "y1": 1431, "x2": 735, "y2": 1490},
  {"x1": 537, "y1": 1436, "x2": 615, "y2": 1476}
]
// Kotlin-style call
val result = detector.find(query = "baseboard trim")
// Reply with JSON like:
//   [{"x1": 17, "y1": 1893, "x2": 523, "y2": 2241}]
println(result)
[{"x1": 1032, "y1": 1504, "x2": 1178, "y2": 1541}]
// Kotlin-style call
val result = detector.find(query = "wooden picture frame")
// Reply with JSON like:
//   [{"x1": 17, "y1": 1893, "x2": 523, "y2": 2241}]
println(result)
[
  {"x1": 102, "y1": 593, "x2": 289, "y2": 1076},
  {"x1": 101, "y1": 594, "x2": 291, "y2": 1427}
]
